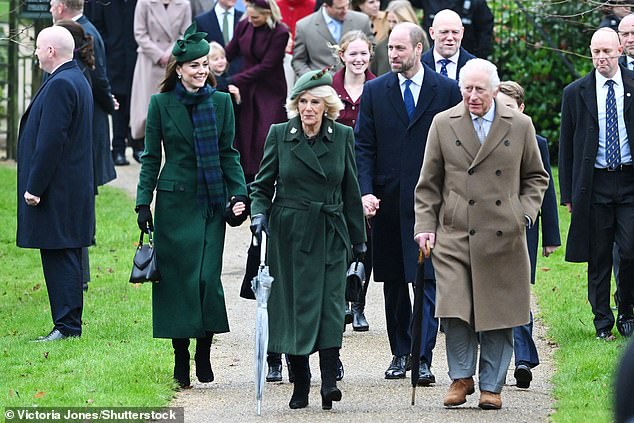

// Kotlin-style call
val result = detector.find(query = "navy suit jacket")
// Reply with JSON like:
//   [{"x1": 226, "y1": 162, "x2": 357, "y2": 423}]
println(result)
[
  {"x1": 16, "y1": 61, "x2": 95, "y2": 249},
  {"x1": 421, "y1": 46, "x2": 475, "y2": 81},
  {"x1": 355, "y1": 65, "x2": 462, "y2": 282},
  {"x1": 194, "y1": 7, "x2": 244, "y2": 75},
  {"x1": 526, "y1": 135, "x2": 560, "y2": 283}
]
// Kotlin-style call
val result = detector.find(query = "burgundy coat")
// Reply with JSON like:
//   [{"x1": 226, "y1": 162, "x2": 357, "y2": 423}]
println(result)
[
  {"x1": 225, "y1": 20, "x2": 289, "y2": 179},
  {"x1": 332, "y1": 67, "x2": 375, "y2": 129}
]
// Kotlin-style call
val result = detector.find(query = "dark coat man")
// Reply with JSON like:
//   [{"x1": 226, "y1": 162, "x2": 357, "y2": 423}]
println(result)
[
  {"x1": 355, "y1": 23, "x2": 461, "y2": 381},
  {"x1": 17, "y1": 26, "x2": 94, "y2": 341},
  {"x1": 422, "y1": 47, "x2": 474, "y2": 80}
]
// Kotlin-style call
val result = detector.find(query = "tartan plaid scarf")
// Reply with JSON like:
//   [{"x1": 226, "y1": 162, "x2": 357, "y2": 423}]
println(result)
[{"x1": 174, "y1": 82, "x2": 224, "y2": 215}]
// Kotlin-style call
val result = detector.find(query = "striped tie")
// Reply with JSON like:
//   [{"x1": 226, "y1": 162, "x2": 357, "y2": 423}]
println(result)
[
  {"x1": 438, "y1": 59, "x2": 451, "y2": 77},
  {"x1": 605, "y1": 80, "x2": 620, "y2": 168}
]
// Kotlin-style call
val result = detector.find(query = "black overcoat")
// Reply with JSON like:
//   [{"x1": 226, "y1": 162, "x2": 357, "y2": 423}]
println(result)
[{"x1": 558, "y1": 66, "x2": 634, "y2": 262}]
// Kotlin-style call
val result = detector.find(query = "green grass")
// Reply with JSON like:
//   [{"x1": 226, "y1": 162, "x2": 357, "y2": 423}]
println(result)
[
  {"x1": 534, "y1": 167, "x2": 629, "y2": 423},
  {"x1": 0, "y1": 163, "x2": 175, "y2": 408}
]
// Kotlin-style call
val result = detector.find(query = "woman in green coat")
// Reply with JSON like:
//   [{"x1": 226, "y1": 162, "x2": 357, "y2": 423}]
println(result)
[
  {"x1": 250, "y1": 69, "x2": 366, "y2": 410},
  {"x1": 135, "y1": 24, "x2": 248, "y2": 389}
]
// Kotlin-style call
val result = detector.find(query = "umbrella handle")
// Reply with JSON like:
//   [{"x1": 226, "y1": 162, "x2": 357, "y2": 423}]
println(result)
[{"x1": 259, "y1": 231, "x2": 267, "y2": 266}]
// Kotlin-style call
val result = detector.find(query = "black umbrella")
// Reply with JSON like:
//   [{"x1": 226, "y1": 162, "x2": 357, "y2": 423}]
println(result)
[{"x1": 410, "y1": 242, "x2": 429, "y2": 405}]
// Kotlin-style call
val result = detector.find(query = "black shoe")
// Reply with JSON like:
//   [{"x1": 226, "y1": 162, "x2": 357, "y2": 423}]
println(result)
[
  {"x1": 266, "y1": 364, "x2": 283, "y2": 382},
  {"x1": 288, "y1": 355, "x2": 310, "y2": 409},
  {"x1": 416, "y1": 362, "x2": 436, "y2": 386},
  {"x1": 172, "y1": 338, "x2": 191, "y2": 388},
  {"x1": 319, "y1": 348, "x2": 342, "y2": 410},
  {"x1": 617, "y1": 313, "x2": 634, "y2": 337},
  {"x1": 344, "y1": 304, "x2": 353, "y2": 325},
  {"x1": 514, "y1": 363, "x2": 532, "y2": 389},
  {"x1": 596, "y1": 329, "x2": 616, "y2": 341},
  {"x1": 194, "y1": 336, "x2": 214, "y2": 383},
  {"x1": 132, "y1": 149, "x2": 143, "y2": 163},
  {"x1": 385, "y1": 355, "x2": 408, "y2": 379},
  {"x1": 33, "y1": 328, "x2": 73, "y2": 342},
  {"x1": 351, "y1": 302, "x2": 369, "y2": 331},
  {"x1": 113, "y1": 152, "x2": 130, "y2": 166},
  {"x1": 336, "y1": 358, "x2": 344, "y2": 381}
]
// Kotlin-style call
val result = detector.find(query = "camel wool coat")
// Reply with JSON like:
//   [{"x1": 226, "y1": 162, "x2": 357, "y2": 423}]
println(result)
[
  {"x1": 414, "y1": 100, "x2": 549, "y2": 332},
  {"x1": 130, "y1": 0, "x2": 191, "y2": 139}
]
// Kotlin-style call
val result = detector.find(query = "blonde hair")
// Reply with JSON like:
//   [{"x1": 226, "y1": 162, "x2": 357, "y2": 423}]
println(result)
[
  {"x1": 334, "y1": 30, "x2": 374, "y2": 64},
  {"x1": 386, "y1": 0, "x2": 418, "y2": 25},
  {"x1": 286, "y1": 85, "x2": 344, "y2": 120},
  {"x1": 208, "y1": 41, "x2": 226, "y2": 58},
  {"x1": 246, "y1": 0, "x2": 283, "y2": 29}
]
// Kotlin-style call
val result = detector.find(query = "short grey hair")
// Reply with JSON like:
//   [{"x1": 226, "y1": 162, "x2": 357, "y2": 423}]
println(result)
[
  {"x1": 286, "y1": 85, "x2": 344, "y2": 120},
  {"x1": 458, "y1": 58, "x2": 500, "y2": 90}
]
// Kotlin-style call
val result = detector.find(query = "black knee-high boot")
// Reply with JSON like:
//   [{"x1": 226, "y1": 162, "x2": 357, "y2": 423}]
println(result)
[
  {"x1": 172, "y1": 338, "x2": 191, "y2": 388},
  {"x1": 287, "y1": 355, "x2": 310, "y2": 409},
  {"x1": 195, "y1": 334, "x2": 214, "y2": 383},
  {"x1": 319, "y1": 348, "x2": 342, "y2": 410}
]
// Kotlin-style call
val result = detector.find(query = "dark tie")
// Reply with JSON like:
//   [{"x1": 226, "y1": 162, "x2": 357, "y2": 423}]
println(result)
[
  {"x1": 605, "y1": 79, "x2": 620, "y2": 168},
  {"x1": 222, "y1": 11, "x2": 230, "y2": 45},
  {"x1": 403, "y1": 79, "x2": 415, "y2": 120},
  {"x1": 438, "y1": 59, "x2": 451, "y2": 77}
]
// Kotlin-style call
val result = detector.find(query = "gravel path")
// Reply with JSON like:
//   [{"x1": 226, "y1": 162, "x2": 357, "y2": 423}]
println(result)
[{"x1": 109, "y1": 153, "x2": 555, "y2": 423}]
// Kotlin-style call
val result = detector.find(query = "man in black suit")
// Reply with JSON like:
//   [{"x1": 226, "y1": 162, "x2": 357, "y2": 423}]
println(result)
[
  {"x1": 355, "y1": 22, "x2": 461, "y2": 383},
  {"x1": 421, "y1": 9, "x2": 475, "y2": 81},
  {"x1": 619, "y1": 14, "x2": 634, "y2": 70},
  {"x1": 559, "y1": 28, "x2": 634, "y2": 340},
  {"x1": 85, "y1": 0, "x2": 138, "y2": 167},
  {"x1": 17, "y1": 26, "x2": 94, "y2": 342},
  {"x1": 194, "y1": 0, "x2": 243, "y2": 75}
]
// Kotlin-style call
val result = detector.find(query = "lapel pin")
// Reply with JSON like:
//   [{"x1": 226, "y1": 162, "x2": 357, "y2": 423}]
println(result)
[
  {"x1": 327, "y1": 126, "x2": 333, "y2": 134},
  {"x1": 627, "y1": 92, "x2": 631, "y2": 97},
  {"x1": 290, "y1": 127, "x2": 298, "y2": 134}
]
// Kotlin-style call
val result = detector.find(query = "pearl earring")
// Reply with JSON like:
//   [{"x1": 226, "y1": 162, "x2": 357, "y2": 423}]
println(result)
[{"x1": 177, "y1": 74, "x2": 181, "y2": 79}]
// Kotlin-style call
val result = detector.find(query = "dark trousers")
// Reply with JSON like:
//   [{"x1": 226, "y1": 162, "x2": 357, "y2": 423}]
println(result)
[
  {"x1": 383, "y1": 278, "x2": 438, "y2": 364},
  {"x1": 513, "y1": 311, "x2": 539, "y2": 367},
  {"x1": 589, "y1": 169, "x2": 634, "y2": 332},
  {"x1": 111, "y1": 93, "x2": 130, "y2": 155},
  {"x1": 40, "y1": 248, "x2": 84, "y2": 336}
]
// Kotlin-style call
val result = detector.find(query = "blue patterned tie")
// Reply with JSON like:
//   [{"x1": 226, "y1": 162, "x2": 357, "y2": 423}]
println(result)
[
  {"x1": 403, "y1": 79, "x2": 415, "y2": 120},
  {"x1": 439, "y1": 59, "x2": 451, "y2": 77},
  {"x1": 605, "y1": 80, "x2": 620, "y2": 168}
]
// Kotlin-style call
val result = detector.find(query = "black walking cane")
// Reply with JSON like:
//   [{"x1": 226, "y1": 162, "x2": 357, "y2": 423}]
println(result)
[{"x1": 410, "y1": 241, "x2": 430, "y2": 405}]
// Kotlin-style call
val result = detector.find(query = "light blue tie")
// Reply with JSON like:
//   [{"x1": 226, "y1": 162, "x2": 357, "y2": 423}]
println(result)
[
  {"x1": 605, "y1": 80, "x2": 620, "y2": 168},
  {"x1": 403, "y1": 80, "x2": 415, "y2": 120},
  {"x1": 439, "y1": 59, "x2": 451, "y2": 77}
]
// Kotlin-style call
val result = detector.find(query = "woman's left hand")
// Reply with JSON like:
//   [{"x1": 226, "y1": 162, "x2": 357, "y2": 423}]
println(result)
[{"x1": 232, "y1": 201, "x2": 246, "y2": 216}]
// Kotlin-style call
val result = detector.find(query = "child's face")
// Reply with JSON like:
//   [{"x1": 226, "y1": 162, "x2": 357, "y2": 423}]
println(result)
[{"x1": 208, "y1": 52, "x2": 227, "y2": 75}]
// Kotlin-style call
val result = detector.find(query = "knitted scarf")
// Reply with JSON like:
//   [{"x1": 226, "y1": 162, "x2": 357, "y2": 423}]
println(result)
[{"x1": 174, "y1": 82, "x2": 224, "y2": 215}]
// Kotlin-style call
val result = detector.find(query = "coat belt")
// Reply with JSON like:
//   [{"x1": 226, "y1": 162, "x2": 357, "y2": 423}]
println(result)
[{"x1": 273, "y1": 198, "x2": 349, "y2": 254}]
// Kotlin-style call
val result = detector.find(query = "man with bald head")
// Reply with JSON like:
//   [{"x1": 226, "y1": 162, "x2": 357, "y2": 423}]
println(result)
[
  {"x1": 559, "y1": 28, "x2": 634, "y2": 340},
  {"x1": 356, "y1": 22, "x2": 461, "y2": 383},
  {"x1": 619, "y1": 13, "x2": 634, "y2": 70},
  {"x1": 17, "y1": 26, "x2": 94, "y2": 342},
  {"x1": 421, "y1": 9, "x2": 475, "y2": 81}
]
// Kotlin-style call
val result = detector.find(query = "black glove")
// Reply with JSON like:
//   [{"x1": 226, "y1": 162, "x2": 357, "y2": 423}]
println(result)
[
  {"x1": 352, "y1": 242, "x2": 367, "y2": 262},
  {"x1": 224, "y1": 195, "x2": 250, "y2": 227},
  {"x1": 136, "y1": 205, "x2": 153, "y2": 233},
  {"x1": 249, "y1": 213, "x2": 269, "y2": 245}
]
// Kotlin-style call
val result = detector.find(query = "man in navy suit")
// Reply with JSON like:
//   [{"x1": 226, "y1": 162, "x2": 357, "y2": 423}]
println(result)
[
  {"x1": 619, "y1": 14, "x2": 634, "y2": 70},
  {"x1": 497, "y1": 80, "x2": 561, "y2": 389},
  {"x1": 17, "y1": 26, "x2": 94, "y2": 342},
  {"x1": 355, "y1": 22, "x2": 461, "y2": 383},
  {"x1": 194, "y1": 0, "x2": 243, "y2": 75},
  {"x1": 559, "y1": 28, "x2": 634, "y2": 340},
  {"x1": 421, "y1": 9, "x2": 475, "y2": 81}
]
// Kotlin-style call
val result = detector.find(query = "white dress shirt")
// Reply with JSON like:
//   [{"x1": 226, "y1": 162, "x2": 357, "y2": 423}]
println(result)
[
  {"x1": 397, "y1": 66, "x2": 425, "y2": 107},
  {"x1": 595, "y1": 68, "x2": 631, "y2": 167},
  {"x1": 432, "y1": 49, "x2": 460, "y2": 80}
]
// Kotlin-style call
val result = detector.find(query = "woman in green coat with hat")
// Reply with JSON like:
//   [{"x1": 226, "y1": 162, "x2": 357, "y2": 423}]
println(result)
[
  {"x1": 250, "y1": 68, "x2": 366, "y2": 410},
  {"x1": 135, "y1": 23, "x2": 248, "y2": 389}
]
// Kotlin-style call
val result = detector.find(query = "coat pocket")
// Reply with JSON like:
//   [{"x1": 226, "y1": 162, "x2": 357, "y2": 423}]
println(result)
[
  {"x1": 156, "y1": 180, "x2": 175, "y2": 192},
  {"x1": 441, "y1": 190, "x2": 462, "y2": 230}
]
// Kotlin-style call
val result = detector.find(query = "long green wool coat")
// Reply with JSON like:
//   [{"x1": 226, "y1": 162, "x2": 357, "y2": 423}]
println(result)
[
  {"x1": 250, "y1": 116, "x2": 366, "y2": 355},
  {"x1": 136, "y1": 88, "x2": 247, "y2": 338}
]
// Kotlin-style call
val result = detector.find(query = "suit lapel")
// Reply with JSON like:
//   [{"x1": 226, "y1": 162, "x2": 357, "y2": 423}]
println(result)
[
  {"x1": 622, "y1": 66, "x2": 634, "y2": 114},
  {"x1": 386, "y1": 74, "x2": 410, "y2": 127},
  {"x1": 148, "y1": 0, "x2": 174, "y2": 39},
  {"x1": 164, "y1": 95, "x2": 194, "y2": 144},
  {"x1": 580, "y1": 72, "x2": 598, "y2": 124},
  {"x1": 285, "y1": 119, "x2": 327, "y2": 178},
  {"x1": 449, "y1": 105, "x2": 480, "y2": 162},
  {"x1": 471, "y1": 101, "x2": 511, "y2": 168},
  {"x1": 409, "y1": 68, "x2": 437, "y2": 128},
  {"x1": 314, "y1": 10, "x2": 336, "y2": 44}
]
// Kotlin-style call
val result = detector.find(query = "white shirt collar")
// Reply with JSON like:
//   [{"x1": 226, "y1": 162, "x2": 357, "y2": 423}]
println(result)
[
  {"x1": 470, "y1": 102, "x2": 496, "y2": 123},
  {"x1": 322, "y1": 6, "x2": 339, "y2": 24},
  {"x1": 397, "y1": 65, "x2": 425, "y2": 86},
  {"x1": 215, "y1": 2, "x2": 234, "y2": 15},
  {"x1": 595, "y1": 67, "x2": 623, "y2": 88},
  {"x1": 432, "y1": 49, "x2": 460, "y2": 65}
]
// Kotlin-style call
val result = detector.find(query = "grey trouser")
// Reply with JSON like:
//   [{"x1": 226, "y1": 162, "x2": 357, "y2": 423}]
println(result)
[{"x1": 442, "y1": 318, "x2": 513, "y2": 393}]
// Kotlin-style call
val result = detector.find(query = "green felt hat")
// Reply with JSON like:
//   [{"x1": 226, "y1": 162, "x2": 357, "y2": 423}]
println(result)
[
  {"x1": 290, "y1": 68, "x2": 333, "y2": 100},
  {"x1": 172, "y1": 22, "x2": 210, "y2": 63}
]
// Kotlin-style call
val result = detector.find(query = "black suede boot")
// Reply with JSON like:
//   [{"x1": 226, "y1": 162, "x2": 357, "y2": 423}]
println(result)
[
  {"x1": 319, "y1": 348, "x2": 342, "y2": 410},
  {"x1": 266, "y1": 352, "x2": 282, "y2": 382},
  {"x1": 351, "y1": 302, "x2": 369, "y2": 331},
  {"x1": 172, "y1": 338, "x2": 191, "y2": 388},
  {"x1": 195, "y1": 334, "x2": 214, "y2": 383},
  {"x1": 287, "y1": 355, "x2": 310, "y2": 409}
]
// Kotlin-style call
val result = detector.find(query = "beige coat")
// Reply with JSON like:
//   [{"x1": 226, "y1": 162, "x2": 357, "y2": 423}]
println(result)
[
  {"x1": 130, "y1": 0, "x2": 191, "y2": 139},
  {"x1": 414, "y1": 100, "x2": 549, "y2": 332}
]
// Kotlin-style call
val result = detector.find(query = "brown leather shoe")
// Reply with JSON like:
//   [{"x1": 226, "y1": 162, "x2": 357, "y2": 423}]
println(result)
[
  {"x1": 478, "y1": 391, "x2": 502, "y2": 410},
  {"x1": 443, "y1": 377, "x2": 475, "y2": 406}
]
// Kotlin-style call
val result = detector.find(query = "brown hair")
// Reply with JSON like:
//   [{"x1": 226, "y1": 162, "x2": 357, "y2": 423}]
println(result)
[
  {"x1": 55, "y1": 19, "x2": 95, "y2": 70},
  {"x1": 498, "y1": 80, "x2": 525, "y2": 107},
  {"x1": 159, "y1": 56, "x2": 216, "y2": 92}
]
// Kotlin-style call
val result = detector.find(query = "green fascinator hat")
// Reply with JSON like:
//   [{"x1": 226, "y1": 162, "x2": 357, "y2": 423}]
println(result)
[
  {"x1": 290, "y1": 68, "x2": 333, "y2": 100},
  {"x1": 172, "y1": 22, "x2": 210, "y2": 63}
]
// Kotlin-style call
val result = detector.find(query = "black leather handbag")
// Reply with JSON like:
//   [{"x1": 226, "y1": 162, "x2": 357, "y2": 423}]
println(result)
[
  {"x1": 129, "y1": 230, "x2": 161, "y2": 283},
  {"x1": 345, "y1": 260, "x2": 365, "y2": 303}
]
